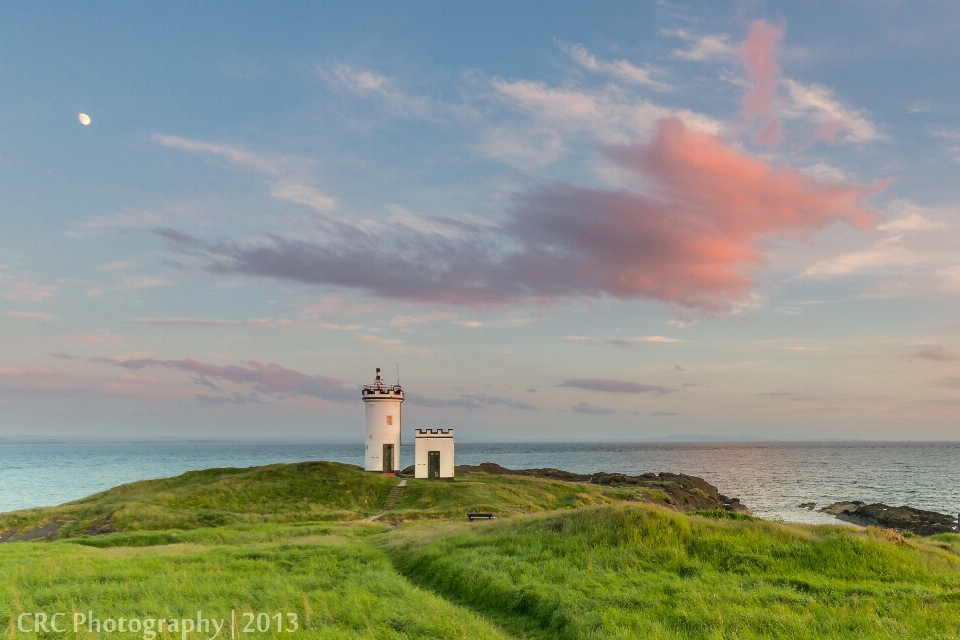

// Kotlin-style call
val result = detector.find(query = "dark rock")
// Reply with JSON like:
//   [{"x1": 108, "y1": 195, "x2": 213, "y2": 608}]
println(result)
[
  {"x1": 0, "y1": 516, "x2": 77, "y2": 543},
  {"x1": 798, "y1": 502, "x2": 816, "y2": 510},
  {"x1": 820, "y1": 501, "x2": 958, "y2": 536},
  {"x1": 454, "y1": 462, "x2": 751, "y2": 514}
]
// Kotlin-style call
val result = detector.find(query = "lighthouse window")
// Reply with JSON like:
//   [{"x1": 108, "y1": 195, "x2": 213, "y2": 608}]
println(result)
[{"x1": 386, "y1": 415, "x2": 393, "y2": 425}]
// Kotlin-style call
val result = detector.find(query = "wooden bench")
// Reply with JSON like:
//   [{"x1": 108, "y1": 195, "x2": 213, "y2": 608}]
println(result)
[{"x1": 467, "y1": 513, "x2": 495, "y2": 521}]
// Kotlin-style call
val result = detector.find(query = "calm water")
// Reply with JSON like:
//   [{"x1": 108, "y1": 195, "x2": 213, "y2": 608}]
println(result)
[{"x1": 0, "y1": 441, "x2": 957, "y2": 525}]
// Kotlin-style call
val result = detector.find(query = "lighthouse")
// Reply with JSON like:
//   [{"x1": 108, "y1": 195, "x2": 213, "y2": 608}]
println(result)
[{"x1": 362, "y1": 367, "x2": 403, "y2": 473}]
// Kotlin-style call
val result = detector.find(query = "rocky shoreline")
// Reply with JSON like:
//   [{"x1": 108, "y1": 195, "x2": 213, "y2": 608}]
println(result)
[
  {"x1": 817, "y1": 501, "x2": 958, "y2": 536},
  {"x1": 452, "y1": 462, "x2": 752, "y2": 514}
]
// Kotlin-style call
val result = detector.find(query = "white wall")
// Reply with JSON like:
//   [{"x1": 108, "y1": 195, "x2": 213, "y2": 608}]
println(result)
[
  {"x1": 364, "y1": 394, "x2": 402, "y2": 471},
  {"x1": 414, "y1": 429, "x2": 454, "y2": 479}
]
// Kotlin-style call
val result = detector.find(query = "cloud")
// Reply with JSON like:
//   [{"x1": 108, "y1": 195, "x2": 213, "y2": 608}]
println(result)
[
  {"x1": 89, "y1": 357, "x2": 354, "y2": 403},
  {"x1": 650, "y1": 411, "x2": 678, "y2": 416},
  {"x1": 116, "y1": 276, "x2": 169, "y2": 289},
  {"x1": 128, "y1": 317, "x2": 309, "y2": 328},
  {"x1": 268, "y1": 182, "x2": 338, "y2": 212},
  {"x1": 62, "y1": 330, "x2": 124, "y2": 345},
  {"x1": 319, "y1": 63, "x2": 430, "y2": 117},
  {"x1": 804, "y1": 235, "x2": 926, "y2": 276},
  {"x1": 759, "y1": 391, "x2": 794, "y2": 398},
  {"x1": 388, "y1": 312, "x2": 455, "y2": 327},
  {"x1": 781, "y1": 80, "x2": 881, "y2": 143},
  {"x1": 571, "y1": 401, "x2": 616, "y2": 415},
  {"x1": 153, "y1": 135, "x2": 337, "y2": 212},
  {"x1": 665, "y1": 29, "x2": 737, "y2": 61},
  {"x1": 5, "y1": 311, "x2": 56, "y2": 320},
  {"x1": 933, "y1": 129, "x2": 960, "y2": 163},
  {"x1": 159, "y1": 119, "x2": 882, "y2": 312},
  {"x1": 48, "y1": 352, "x2": 78, "y2": 359},
  {"x1": 491, "y1": 79, "x2": 722, "y2": 144},
  {"x1": 558, "y1": 378, "x2": 675, "y2": 395},
  {"x1": 195, "y1": 392, "x2": 260, "y2": 405},
  {"x1": 741, "y1": 19, "x2": 784, "y2": 119},
  {"x1": 406, "y1": 392, "x2": 539, "y2": 411},
  {"x1": 477, "y1": 127, "x2": 566, "y2": 169},
  {"x1": 909, "y1": 345, "x2": 959, "y2": 362},
  {"x1": 566, "y1": 44, "x2": 668, "y2": 89},
  {"x1": 805, "y1": 200, "x2": 956, "y2": 280},
  {"x1": 563, "y1": 334, "x2": 685, "y2": 345},
  {"x1": 876, "y1": 212, "x2": 945, "y2": 233},
  {"x1": 753, "y1": 117, "x2": 783, "y2": 146},
  {"x1": 320, "y1": 323, "x2": 363, "y2": 331},
  {"x1": 460, "y1": 393, "x2": 540, "y2": 411},
  {"x1": 0, "y1": 270, "x2": 57, "y2": 302},
  {"x1": 360, "y1": 335, "x2": 403, "y2": 348}
]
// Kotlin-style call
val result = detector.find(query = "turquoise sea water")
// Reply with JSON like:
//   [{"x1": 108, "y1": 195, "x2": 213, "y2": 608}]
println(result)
[{"x1": 1, "y1": 441, "x2": 957, "y2": 525}]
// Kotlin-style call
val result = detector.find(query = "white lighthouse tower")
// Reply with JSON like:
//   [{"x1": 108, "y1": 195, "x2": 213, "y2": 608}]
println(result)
[{"x1": 362, "y1": 367, "x2": 403, "y2": 473}]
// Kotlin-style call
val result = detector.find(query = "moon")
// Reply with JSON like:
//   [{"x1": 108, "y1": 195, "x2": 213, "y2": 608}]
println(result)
[{"x1": 78, "y1": 113, "x2": 91, "y2": 126}]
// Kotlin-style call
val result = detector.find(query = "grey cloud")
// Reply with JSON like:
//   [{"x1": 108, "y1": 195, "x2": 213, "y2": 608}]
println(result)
[
  {"x1": 460, "y1": 393, "x2": 540, "y2": 411},
  {"x1": 192, "y1": 376, "x2": 224, "y2": 392},
  {"x1": 571, "y1": 401, "x2": 616, "y2": 415},
  {"x1": 558, "y1": 378, "x2": 675, "y2": 395},
  {"x1": 89, "y1": 357, "x2": 353, "y2": 403},
  {"x1": 650, "y1": 411, "x2": 678, "y2": 416},
  {"x1": 910, "y1": 345, "x2": 959, "y2": 362},
  {"x1": 759, "y1": 391, "x2": 794, "y2": 398},
  {"x1": 406, "y1": 392, "x2": 540, "y2": 411},
  {"x1": 49, "y1": 352, "x2": 78, "y2": 360}
]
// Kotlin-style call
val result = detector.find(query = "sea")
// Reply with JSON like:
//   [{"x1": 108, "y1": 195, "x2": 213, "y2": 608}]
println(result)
[{"x1": 1, "y1": 441, "x2": 957, "y2": 525}]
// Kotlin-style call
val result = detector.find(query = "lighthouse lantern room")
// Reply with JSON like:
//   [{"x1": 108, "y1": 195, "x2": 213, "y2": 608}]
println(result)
[{"x1": 362, "y1": 367, "x2": 403, "y2": 473}]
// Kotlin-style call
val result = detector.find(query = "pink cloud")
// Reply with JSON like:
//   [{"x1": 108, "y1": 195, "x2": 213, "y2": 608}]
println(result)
[
  {"x1": 754, "y1": 117, "x2": 783, "y2": 146},
  {"x1": 741, "y1": 19, "x2": 784, "y2": 119},
  {"x1": 89, "y1": 357, "x2": 353, "y2": 402},
  {"x1": 158, "y1": 119, "x2": 883, "y2": 311}
]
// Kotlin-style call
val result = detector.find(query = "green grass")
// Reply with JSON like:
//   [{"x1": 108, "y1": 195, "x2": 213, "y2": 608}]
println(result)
[
  {"x1": 0, "y1": 522, "x2": 513, "y2": 640},
  {"x1": 0, "y1": 462, "x2": 664, "y2": 540},
  {"x1": 3, "y1": 462, "x2": 959, "y2": 639},
  {"x1": 0, "y1": 462, "x2": 400, "y2": 537},
  {"x1": 388, "y1": 473, "x2": 627, "y2": 519},
  {"x1": 388, "y1": 504, "x2": 960, "y2": 639}
]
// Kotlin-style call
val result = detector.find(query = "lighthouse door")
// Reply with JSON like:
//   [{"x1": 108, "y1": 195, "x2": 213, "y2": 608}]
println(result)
[
  {"x1": 428, "y1": 451, "x2": 440, "y2": 479},
  {"x1": 383, "y1": 444, "x2": 394, "y2": 472}
]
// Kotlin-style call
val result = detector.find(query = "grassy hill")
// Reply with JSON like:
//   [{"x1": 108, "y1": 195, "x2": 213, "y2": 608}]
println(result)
[
  {"x1": 389, "y1": 505, "x2": 960, "y2": 639},
  {"x1": 2, "y1": 461, "x2": 958, "y2": 639}
]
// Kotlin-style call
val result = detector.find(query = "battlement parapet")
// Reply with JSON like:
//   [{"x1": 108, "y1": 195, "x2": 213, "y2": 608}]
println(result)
[{"x1": 415, "y1": 428, "x2": 453, "y2": 437}]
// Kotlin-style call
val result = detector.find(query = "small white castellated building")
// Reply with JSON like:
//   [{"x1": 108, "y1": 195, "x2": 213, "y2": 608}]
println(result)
[
  {"x1": 415, "y1": 429, "x2": 454, "y2": 479},
  {"x1": 362, "y1": 367, "x2": 403, "y2": 473}
]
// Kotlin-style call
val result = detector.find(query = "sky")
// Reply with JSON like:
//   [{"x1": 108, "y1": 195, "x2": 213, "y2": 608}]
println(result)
[{"x1": 2, "y1": 1, "x2": 959, "y2": 442}]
